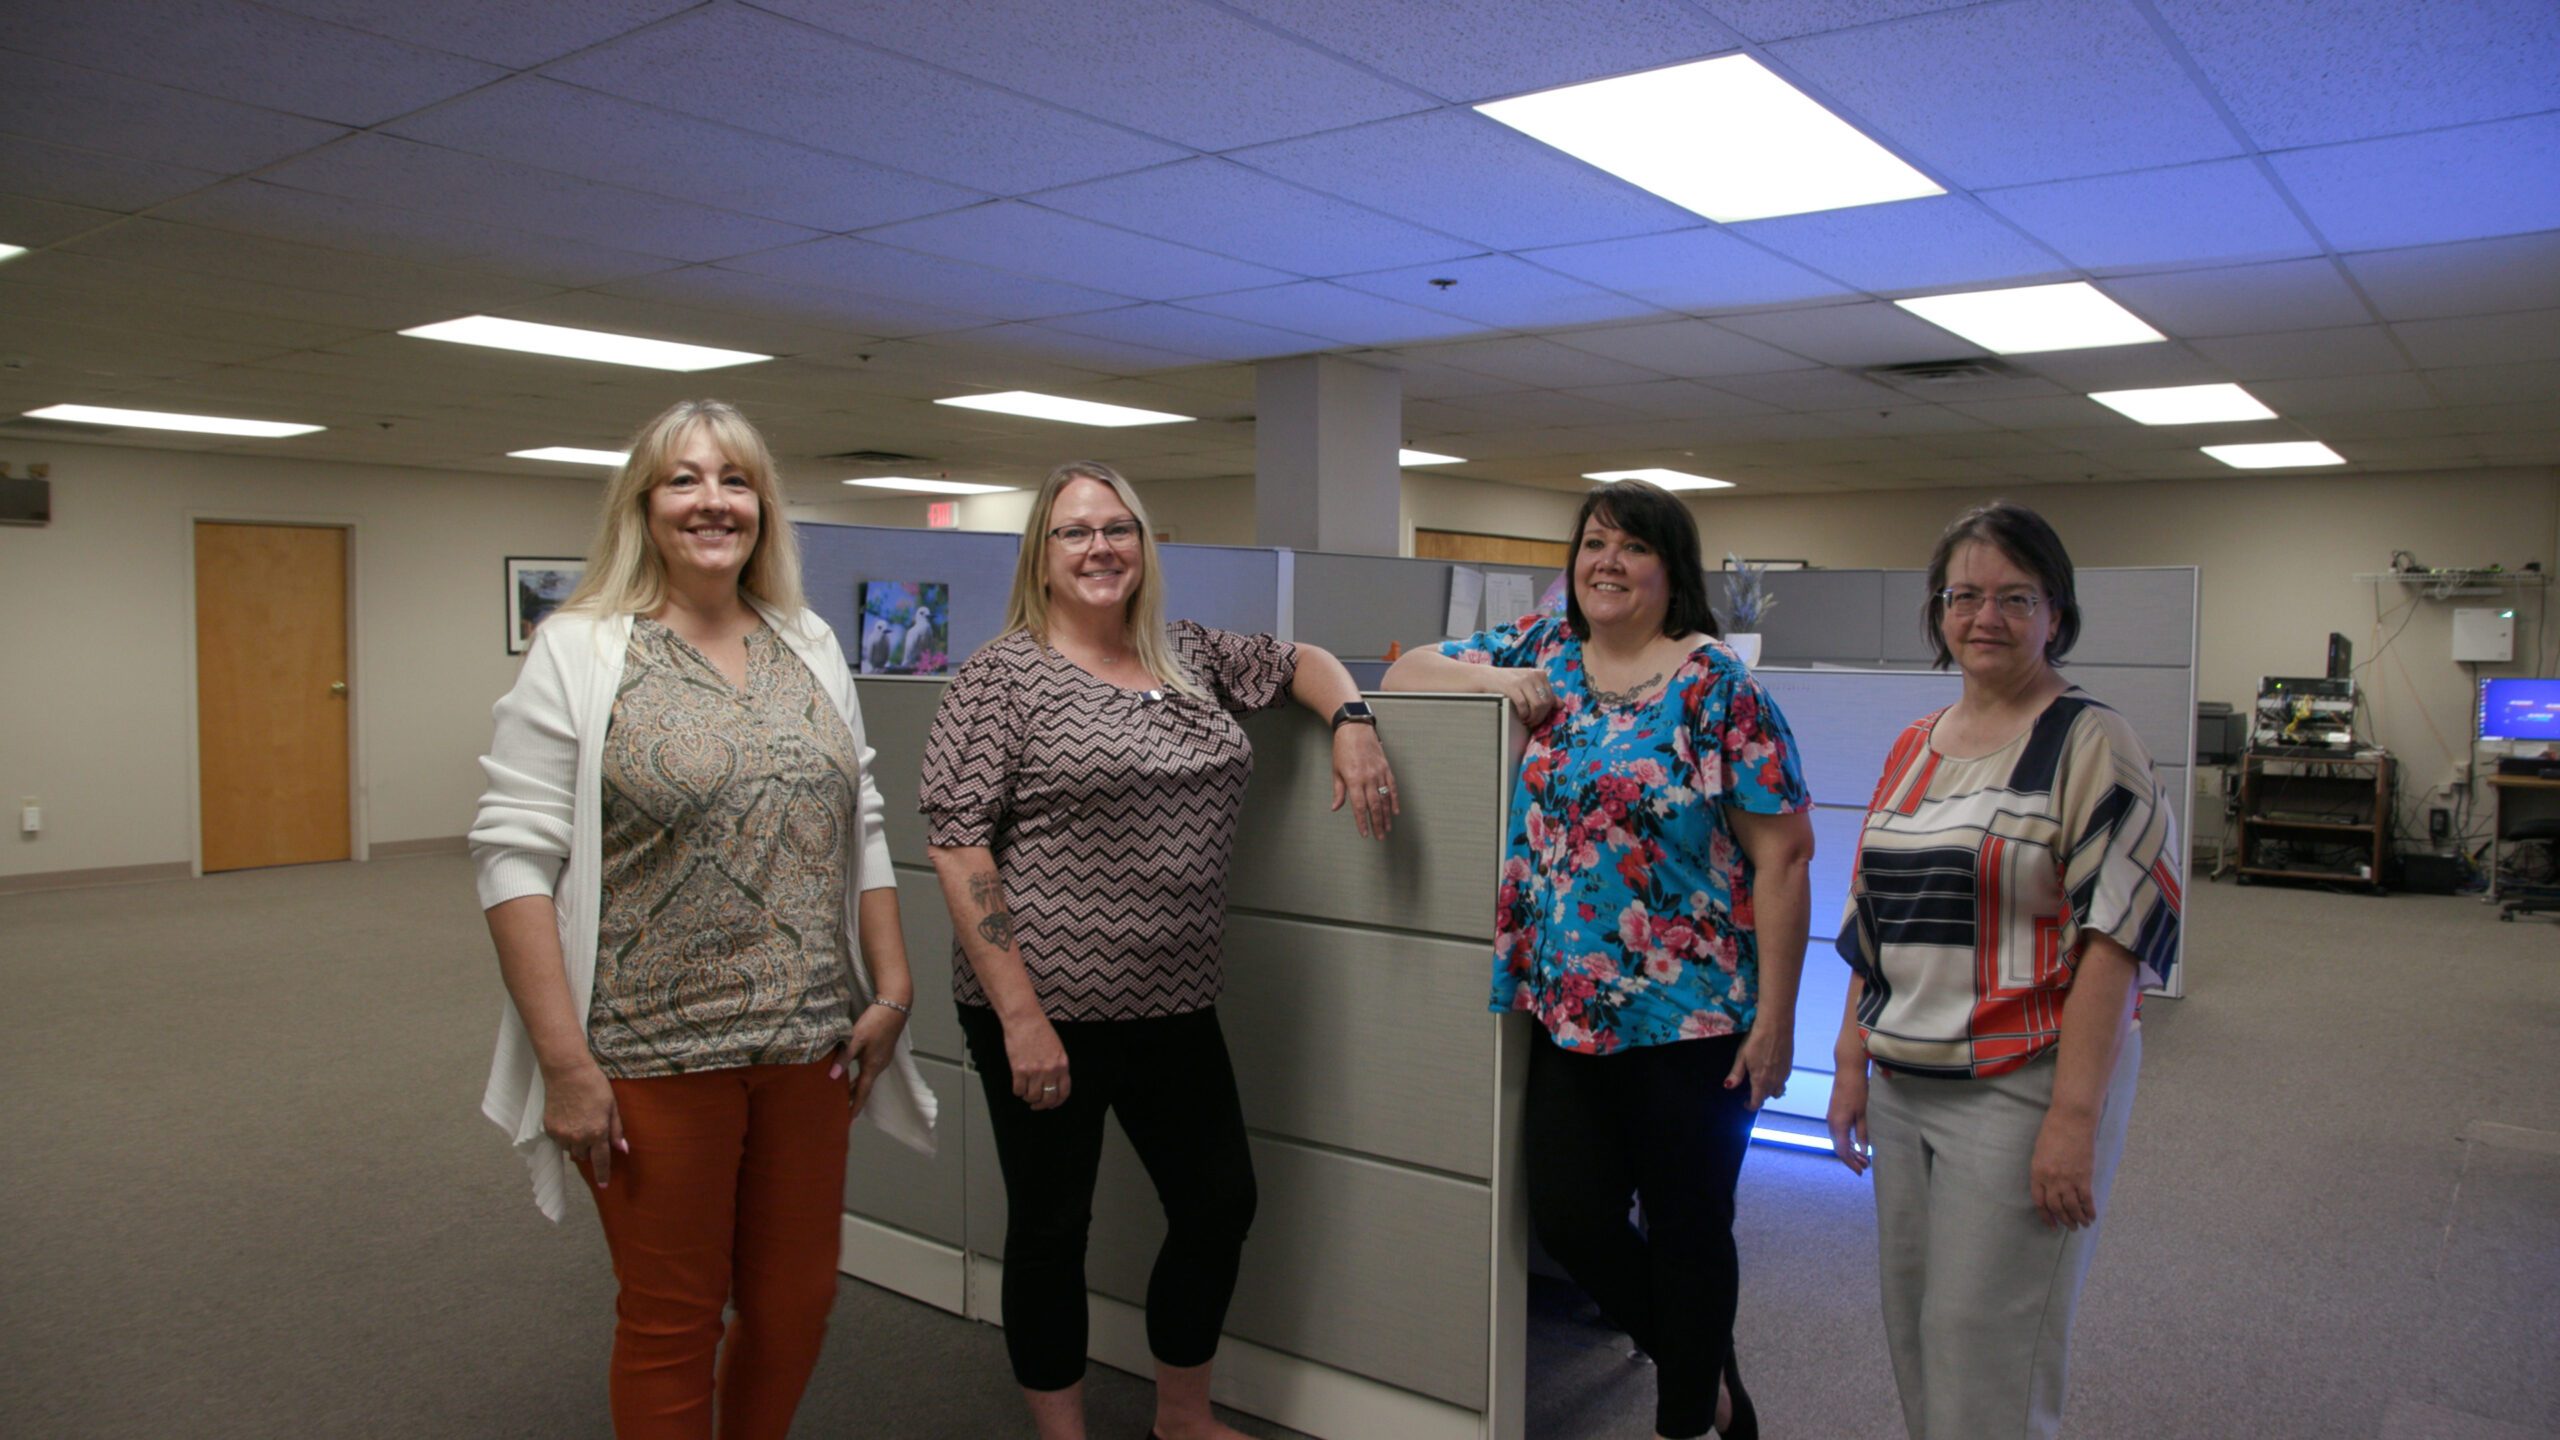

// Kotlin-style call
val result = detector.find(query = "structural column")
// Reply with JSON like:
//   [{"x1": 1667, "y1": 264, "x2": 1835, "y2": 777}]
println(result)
[{"x1": 1254, "y1": 355, "x2": 1402, "y2": 556}]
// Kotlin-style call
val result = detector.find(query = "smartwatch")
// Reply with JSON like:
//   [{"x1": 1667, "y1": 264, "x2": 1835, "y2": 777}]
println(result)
[{"x1": 1330, "y1": 700, "x2": 1379, "y2": 732}]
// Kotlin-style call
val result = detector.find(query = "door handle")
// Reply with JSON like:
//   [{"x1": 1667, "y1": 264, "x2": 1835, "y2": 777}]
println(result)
[{"x1": 330, "y1": 682, "x2": 348, "y2": 695}]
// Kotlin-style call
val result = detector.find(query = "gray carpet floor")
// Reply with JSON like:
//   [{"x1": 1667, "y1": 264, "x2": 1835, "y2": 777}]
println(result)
[{"x1": 2, "y1": 855, "x2": 2554, "y2": 1439}]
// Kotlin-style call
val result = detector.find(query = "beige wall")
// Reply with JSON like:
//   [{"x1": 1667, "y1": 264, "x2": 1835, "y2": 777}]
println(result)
[{"x1": 0, "y1": 438, "x2": 600, "y2": 879}]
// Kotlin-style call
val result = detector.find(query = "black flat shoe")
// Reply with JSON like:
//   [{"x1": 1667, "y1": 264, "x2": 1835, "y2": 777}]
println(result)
[{"x1": 1716, "y1": 1349, "x2": 1758, "y2": 1440}]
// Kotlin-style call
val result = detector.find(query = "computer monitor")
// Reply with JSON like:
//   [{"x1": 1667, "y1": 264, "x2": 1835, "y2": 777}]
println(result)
[{"x1": 2476, "y1": 677, "x2": 2560, "y2": 742}]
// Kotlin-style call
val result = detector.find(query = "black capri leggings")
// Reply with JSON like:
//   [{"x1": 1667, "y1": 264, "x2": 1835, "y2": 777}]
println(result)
[{"x1": 957, "y1": 1003, "x2": 1258, "y2": 1391}]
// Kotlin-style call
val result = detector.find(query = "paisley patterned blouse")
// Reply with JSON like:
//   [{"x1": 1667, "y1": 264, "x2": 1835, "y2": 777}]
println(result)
[
  {"x1": 1441, "y1": 614, "x2": 1812, "y2": 1053},
  {"x1": 587, "y1": 618, "x2": 863, "y2": 1078}
]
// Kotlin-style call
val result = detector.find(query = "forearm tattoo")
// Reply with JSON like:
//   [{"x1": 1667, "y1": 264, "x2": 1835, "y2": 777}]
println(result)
[{"x1": 967, "y1": 870, "x2": 1017, "y2": 950}]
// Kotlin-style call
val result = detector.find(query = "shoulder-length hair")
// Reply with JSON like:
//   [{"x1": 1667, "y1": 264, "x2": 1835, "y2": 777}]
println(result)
[
  {"x1": 1922, "y1": 500, "x2": 2081, "y2": 668},
  {"x1": 1562, "y1": 479, "x2": 1722, "y2": 641},
  {"x1": 1000, "y1": 461, "x2": 1206, "y2": 700},
  {"x1": 558, "y1": 399, "x2": 805, "y2": 622}
]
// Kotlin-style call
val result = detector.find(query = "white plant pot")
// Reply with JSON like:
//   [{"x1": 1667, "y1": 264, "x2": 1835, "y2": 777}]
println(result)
[{"x1": 1726, "y1": 632, "x2": 1762, "y2": 667}]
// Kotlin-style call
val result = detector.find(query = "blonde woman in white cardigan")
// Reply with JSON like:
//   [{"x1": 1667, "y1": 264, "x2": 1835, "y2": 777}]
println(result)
[{"x1": 472, "y1": 399, "x2": 935, "y2": 1439}]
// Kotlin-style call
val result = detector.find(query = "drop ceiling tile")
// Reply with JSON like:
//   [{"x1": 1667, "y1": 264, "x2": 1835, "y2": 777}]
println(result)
[
  {"x1": 1718, "y1": 302, "x2": 1984, "y2": 368},
  {"x1": 261, "y1": 135, "x2": 822, "y2": 264},
  {"x1": 2330, "y1": 435, "x2": 2487, "y2": 466},
  {"x1": 1696, "y1": 1, "x2": 1981, "y2": 43},
  {"x1": 2393, "y1": 309, "x2": 2560, "y2": 369},
  {"x1": 727, "y1": 237, "x2": 1130, "y2": 322},
  {"x1": 861, "y1": 204, "x2": 1294, "y2": 301},
  {"x1": 1230, "y1": 110, "x2": 1703, "y2": 252},
  {"x1": 545, "y1": 6, "x2": 1184, "y2": 193},
  {"x1": 1980, "y1": 159, "x2": 2321, "y2": 271},
  {"x1": 2036, "y1": 418, "x2": 2307, "y2": 453},
  {"x1": 1559, "y1": 380, "x2": 1783, "y2": 421},
  {"x1": 1179, "y1": 283, "x2": 1485, "y2": 348},
  {"x1": 1705, "y1": 367, "x2": 1905, "y2": 411},
  {"x1": 1805, "y1": 404, "x2": 1995, "y2": 437},
  {"x1": 1728, "y1": 195, "x2": 2068, "y2": 294},
  {"x1": 1335, "y1": 255, "x2": 1664, "y2": 329},
  {"x1": 1864, "y1": 368, "x2": 2064, "y2": 404},
  {"x1": 601, "y1": 268, "x2": 987, "y2": 341},
  {"x1": 2271, "y1": 113, "x2": 2560, "y2": 253},
  {"x1": 159, "y1": 180, "x2": 676, "y2": 288},
  {"x1": 1221, "y1": 0, "x2": 1740, "y2": 103},
  {"x1": 801, "y1": 337, "x2": 1115, "y2": 396},
  {"x1": 1523, "y1": 228, "x2": 1853, "y2": 311},
  {"x1": 493, "y1": 292, "x2": 857, "y2": 359},
  {"x1": 0, "y1": 52, "x2": 347, "y2": 174},
  {"x1": 1411, "y1": 336, "x2": 1665, "y2": 389},
  {"x1": 2240, "y1": 372, "x2": 2438, "y2": 415},
  {"x1": 1766, "y1": 0, "x2": 2240, "y2": 190},
  {"x1": 2153, "y1": 0, "x2": 2560, "y2": 151},
  {"x1": 1039, "y1": 306, "x2": 1335, "y2": 363},
  {"x1": 387, "y1": 78, "x2": 983, "y2": 233},
  {"x1": 2477, "y1": 431, "x2": 2560, "y2": 463},
  {"x1": 0, "y1": 316, "x2": 290, "y2": 372},
  {"x1": 0, "y1": 137, "x2": 224, "y2": 213},
  {"x1": 62, "y1": 218, "x2": 558, "y2": 311},
  {"x1": 2188, "y1": 325, "x2": 2413, "y2": 381},
  {"x1": 2102, "y1": 258, "x2": 2371, "y2": 337},
  {"x1": 0, "y1": 248, "x2": 462, "y2": 331},
  {"x1": 1546, "y1": 319, "x2": 1819, "y2": 379},
  {"x1": 2004, "y1": 343, "x2": 2232, "y2": 391},
  {"x1": 1942, "y1": 394, "x2": 2119, "y2": 430},
  {"x1": 1032, "y1": 159, "x2": 1477, "y2": 278},
  {"x1": 0, "y1": 0, "x2": 503, "y2": 127},
  {"x1": 756, "y1": 0, "x2": 1431, "y2": 150},
  {"x1": 1908, "y1": 430, "x2": 2066, "y2": 459},
  {"x1": 256, "y1": 0, "x2": 695, "y2": 68},
  {"x1": 2425, "y1": 361, "x2": 2560, "y2": 408},
  {"x1": 2343, "y1": 232, "x2": 2560, "y2": 322},
  {"x1": 942, "y1": 323, "x2": 1210, "y2": 376},
  {"x1": 1386, "y1": 360, "x2": 1528, "y2": 401},
  {"x1": 0, "y1": 195, "x2": 116, "y2": 248},
  {"x1": 1438, "y1": 390, "x2": 1653, "y2": 427}
]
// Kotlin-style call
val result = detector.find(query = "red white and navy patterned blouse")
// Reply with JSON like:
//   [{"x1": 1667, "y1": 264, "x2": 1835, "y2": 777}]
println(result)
[
  {"x1": 917, "y1": 621, "x2": 1297, "y2": 1022},
  {"x1": 1836, "y1": 691, "x2": 2182, "y2": 1079},
  {"x1": 1441, "y1": 614, "x2": 1812, "y2": 1053}
]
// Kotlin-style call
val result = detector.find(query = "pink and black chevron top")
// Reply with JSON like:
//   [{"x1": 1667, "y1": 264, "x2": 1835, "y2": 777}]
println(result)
[{"x1": 919, "y1": 620, "x2": 1299, "y2": 1020}]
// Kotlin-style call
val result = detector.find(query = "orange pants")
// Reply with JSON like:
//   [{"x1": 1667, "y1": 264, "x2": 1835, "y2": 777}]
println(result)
[{"x1": 579, "y1": 1058, "x2": 850, "y2": 1440}]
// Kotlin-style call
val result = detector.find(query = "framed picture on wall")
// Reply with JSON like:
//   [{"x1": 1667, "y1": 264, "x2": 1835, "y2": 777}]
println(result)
[
  {"x1": 858, "y1": 580, "x2": 950, "y2": 675},
  {"x1": 505, "y1": 557, "x2": 584, "y2": 655}
]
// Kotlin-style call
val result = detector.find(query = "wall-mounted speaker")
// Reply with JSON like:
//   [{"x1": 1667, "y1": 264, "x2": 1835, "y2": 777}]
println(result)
[{"x1": 0, "y1": 476, "x2": 49, "y2": 526}]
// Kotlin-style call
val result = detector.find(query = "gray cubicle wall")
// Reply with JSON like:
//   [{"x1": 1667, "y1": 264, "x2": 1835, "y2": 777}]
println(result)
[
  {"x1": 1291, "y1": 549, "x2": 1559, "y2": 659},
  {"x1": 838, "y1": 678, "x2": 1530, "y2": 1440}
]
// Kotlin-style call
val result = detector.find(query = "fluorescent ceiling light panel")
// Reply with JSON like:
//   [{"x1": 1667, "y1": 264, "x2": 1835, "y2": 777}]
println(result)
[
  {"x1": 2203, "y1": 441, "x2": 2347, "y2": 469},
  {"x1": 1894, "y1": 282, "x2": 2164, "y2": 354},
  {"x1": 0, "y1": 243, "x2": 26, "y2": 263},
  {"x1": 934, "y1": 391, "x2": 1192, "y2": 427},
  {"x1": 400, "y1": 315, "x2": 769, "y2": 372},
  {"x1": 26, "y1": 403, "x2": 321, "y2": 438},
  {"x1": 510, "y1": 446, "x2": 630, "y2": 466},
  {"x1": 2088, "y1": 383, "x2": 2275, "y2": 425},
  {"x1": 1475, "y1": 54, "x2": 1943, "y2": 223},
  {"x1": 1399, "y1": 448, "x2": 1465, "y2": 466},
  {"x1": 844, "y1": 477, "x2": 1016, "y2": 495},
  {"x1": 1584, "y1": 468, "x2": 1734, "y2": 492}
]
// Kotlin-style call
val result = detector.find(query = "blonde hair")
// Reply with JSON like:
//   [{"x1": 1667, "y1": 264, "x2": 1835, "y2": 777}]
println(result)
[
  {"x1": 1001, "y1": 461, "x2": 1205, "y2": 700},
  {"x1": 559, "y1": 399, "x2": 806, "y2": 622}
]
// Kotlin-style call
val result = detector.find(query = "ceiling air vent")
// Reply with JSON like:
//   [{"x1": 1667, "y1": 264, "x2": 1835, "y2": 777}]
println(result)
[
  {"x1": 1864, "y1": 359, "x2": 2021, "y2": 386},
  {"x1": 819, "y1": 448, "x2": 931, "y2": 465}
]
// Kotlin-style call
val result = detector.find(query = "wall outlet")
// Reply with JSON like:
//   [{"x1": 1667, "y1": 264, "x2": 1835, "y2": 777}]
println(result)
[
  {"x1": 2452, "y1": 758, "x2": 2472, "y2": 784},
  {"x1": 19, "y1": 798, "x2": 37, "y2": 835}
]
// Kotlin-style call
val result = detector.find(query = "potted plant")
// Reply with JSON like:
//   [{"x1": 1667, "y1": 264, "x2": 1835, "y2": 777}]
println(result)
[{"x1": 1721, "y1": 554, "x2": 1776, "y2": 667}]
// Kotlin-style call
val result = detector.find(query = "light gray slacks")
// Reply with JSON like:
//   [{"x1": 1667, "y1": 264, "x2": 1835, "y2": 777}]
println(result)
[{"x1": 1868, "y1": 1030, "x2": 2141, "y2": 1440}]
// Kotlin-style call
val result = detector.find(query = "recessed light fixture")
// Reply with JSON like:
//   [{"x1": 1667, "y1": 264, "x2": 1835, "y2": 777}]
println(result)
[
  {"x1": 401, "y1": 315, "x2": 769, "y2": 372},
  {"x1": 1475, "y1": 54, "x2": 1943, "y2": 223},
  {"x1": 2089, "y1": 383, "x2": 2276, "y2": 426},
  {"x1": 26, "y1": 403, "x2": 322, "y2": 438},
  {"x1": 1895, "y1": 282, "x2": 2164, "y2": 355},
  {"x1": 0, "y1": 243, "x2": 26, "y2": 263},
  {"x1": 510, "y1": 446, "x2": 630, "y2": 466},
  {"x1": 1584, "y1": 467, "x2": 1734, "y2": 492},
  {"x1": 934, "y1": 391, "x2": 1193, "y2": 427},
  {"x1": 844, "y1": 477, "x2": 1016, "y2": 495},
  {"x1": 2203, "y1": 441, "x2": 2346, "y2": 469},
  {"x1": 1399, "y1": 448, "x2": 1465, "y2": 466}
]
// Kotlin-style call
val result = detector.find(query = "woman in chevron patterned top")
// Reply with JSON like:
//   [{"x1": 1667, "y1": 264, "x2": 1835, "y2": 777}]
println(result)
[
  {"x1": 1828, "y1": 501, "x2": 2180, "y2": 1440},
  {"x1": 919, "y1": 460, "x2": 1395, "y2": 1440},
  {"x1": 472, "y1": 399, "x2": 937, "y2": 1439}
]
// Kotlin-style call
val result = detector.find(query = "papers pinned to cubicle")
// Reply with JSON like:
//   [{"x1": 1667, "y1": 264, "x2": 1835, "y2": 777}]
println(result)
[
  {"x1": 1483, "y1": 571, "x2": 1537, "y2": 627},
  {"x1": 1445, "y1": 565, "x2": 1484, "y2": 639}
]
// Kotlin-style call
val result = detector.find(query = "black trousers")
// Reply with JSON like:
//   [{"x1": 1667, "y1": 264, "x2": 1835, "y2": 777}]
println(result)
[
  {"x1": 1524, "y1": 1028, "x2": 1754, "y2": 1440},
  {"x1": 957, "y1": 1003, "x2": 1258, "y2": 1392}
]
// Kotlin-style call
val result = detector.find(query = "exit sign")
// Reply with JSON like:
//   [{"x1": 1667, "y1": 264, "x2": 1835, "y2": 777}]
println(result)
[{"x1": 926, "y1": 501, "x2": 958, "y2": 529}]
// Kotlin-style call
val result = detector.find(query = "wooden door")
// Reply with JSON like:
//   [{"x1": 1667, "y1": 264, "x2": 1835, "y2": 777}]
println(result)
[
  {"x1": 195, "y1": 522, "x2": 350, "y2": 872},
  {"x1": 1413, "y1": 528, "x2": 1570, "y2": 568}
]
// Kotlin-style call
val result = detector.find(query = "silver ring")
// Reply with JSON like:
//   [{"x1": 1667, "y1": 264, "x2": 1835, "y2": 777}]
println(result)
[
  {"x1": 1376, "y1": 785, "x2": 1392, "y2": 794},
  {"x1": 1042, "y1": 1083, "x2": 1059, "y2": 1092}
]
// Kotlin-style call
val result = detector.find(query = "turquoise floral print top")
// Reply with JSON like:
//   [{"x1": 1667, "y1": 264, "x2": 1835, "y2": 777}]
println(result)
[{"x1": 1441, "y1": 615, "x2": 1812, "y2": 1053}]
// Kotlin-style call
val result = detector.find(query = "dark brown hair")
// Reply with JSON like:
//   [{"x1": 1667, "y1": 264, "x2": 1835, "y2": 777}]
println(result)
[
  {"x1": 1562, "y1": 480, "x2": 1721, "y2": 641},
  {"x1": 1923, "y1": 500, "x2": 2081, "y2": 668}
]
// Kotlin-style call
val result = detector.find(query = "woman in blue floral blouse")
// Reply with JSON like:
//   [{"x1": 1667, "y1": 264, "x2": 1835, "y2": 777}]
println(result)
[{"x1": 1386, "y1": 479, "x2": 1814, "y2": 1440}]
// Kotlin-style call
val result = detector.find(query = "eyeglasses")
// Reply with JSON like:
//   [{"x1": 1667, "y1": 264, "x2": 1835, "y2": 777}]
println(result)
[
  {"x1": 1938, "y1": 588, "x2": 2046, "y2": 619},
  {"x1": 1048, "y1": 519, "x2": 1143, "y2": 551}
]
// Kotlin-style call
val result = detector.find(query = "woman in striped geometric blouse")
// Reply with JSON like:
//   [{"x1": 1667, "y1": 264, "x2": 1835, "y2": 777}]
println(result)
[{"x1": 1829, "y1": 501, "x2": 2180, "y2": 1440}]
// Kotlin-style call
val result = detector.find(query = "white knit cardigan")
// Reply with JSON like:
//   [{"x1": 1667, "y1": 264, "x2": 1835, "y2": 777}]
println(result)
[{"x1": 469, "y1": 602, "x2": 938, "y2": 1221}]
